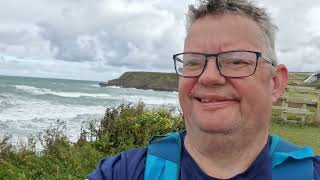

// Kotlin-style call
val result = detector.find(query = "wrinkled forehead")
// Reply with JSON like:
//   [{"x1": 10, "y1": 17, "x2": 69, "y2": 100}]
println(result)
[{"x1": 184, "y1": 14, "x2": 268, "y2": 53}]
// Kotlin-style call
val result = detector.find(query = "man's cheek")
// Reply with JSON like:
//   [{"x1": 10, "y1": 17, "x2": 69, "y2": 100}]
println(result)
[{"x1": 179, "y1": 80, "x2": 196, "y2": 92}]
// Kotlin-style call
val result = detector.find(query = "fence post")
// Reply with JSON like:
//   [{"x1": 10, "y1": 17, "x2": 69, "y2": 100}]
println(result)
[
  {"x1": 281, "y1": 97, "x2": 288, "y2": 122},
  {"x1": 301, "y1": 103, "x2": 307, "y2": 123},
  {"x1": 316, "y1": 96, "x2": 320, "y2": 123}
]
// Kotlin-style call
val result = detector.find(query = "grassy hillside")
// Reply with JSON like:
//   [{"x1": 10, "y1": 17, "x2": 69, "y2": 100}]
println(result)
[
  {"x1": 103, "y1": 71, "x2": 316, "y2": 91},
  {"x1": 288, "y1": 72, "x2": 312, "y2": 86},
  {"x1": 106, "y1": 72, "x2": 179, "y2": 91}
]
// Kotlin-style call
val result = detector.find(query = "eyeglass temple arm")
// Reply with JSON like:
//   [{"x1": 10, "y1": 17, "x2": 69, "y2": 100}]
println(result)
[
  {"x1": 261, "y1": 54, "x2": 275, "y2": 66},
  {"x1": 175, "y1": 57, "x2": 184, "y2": 63}
]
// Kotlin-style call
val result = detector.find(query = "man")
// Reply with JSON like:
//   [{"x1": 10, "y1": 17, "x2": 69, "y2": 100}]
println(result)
[{"x1": 88, "y1": 0, "x2": 320, "y2": 179}]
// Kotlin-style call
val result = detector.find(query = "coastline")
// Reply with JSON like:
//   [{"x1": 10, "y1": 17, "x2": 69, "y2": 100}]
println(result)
[{"x1": 99, "y1": 71, "x2": 179, "y2": 92}]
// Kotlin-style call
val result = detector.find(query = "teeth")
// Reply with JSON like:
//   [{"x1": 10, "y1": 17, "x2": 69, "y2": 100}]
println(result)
[{"x1": 201, "y1": 99, "x2": 217, "y2": 103}]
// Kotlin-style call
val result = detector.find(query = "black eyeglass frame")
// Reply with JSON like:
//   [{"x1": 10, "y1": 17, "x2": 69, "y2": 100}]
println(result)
[{"x1": 172, "y1": 50, "x2": 275, "y2": 78}]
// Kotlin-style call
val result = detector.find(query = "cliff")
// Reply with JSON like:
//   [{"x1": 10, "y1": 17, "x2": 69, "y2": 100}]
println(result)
[
  {"x1": 100, "y1": 72, "x2": 312, "y2": 92},
  {"x1": 100, "y1": 72, "x2": 179, "y2": 91}
]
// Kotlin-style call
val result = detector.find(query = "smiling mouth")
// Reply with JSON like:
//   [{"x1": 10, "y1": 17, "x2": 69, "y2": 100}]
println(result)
[
  {"x1": 195, "y1": 98, "x2": 227, "y2": 103},
  {"x1": 194, "y1": 97, "x2": 237, "y2": 103},
  {"x1": 193, "y1": 96, "x2": 239, "y2": 111}
]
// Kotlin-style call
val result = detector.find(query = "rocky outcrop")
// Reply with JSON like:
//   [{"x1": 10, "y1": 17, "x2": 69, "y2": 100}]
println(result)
[{"x1": 99, "y1": 72, "x2": 179, "y2": 91}]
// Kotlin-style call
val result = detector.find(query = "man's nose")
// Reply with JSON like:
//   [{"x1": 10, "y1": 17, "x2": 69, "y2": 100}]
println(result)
[{"x1": 198, "y1": 58, "x2": 227, "y2": 85}]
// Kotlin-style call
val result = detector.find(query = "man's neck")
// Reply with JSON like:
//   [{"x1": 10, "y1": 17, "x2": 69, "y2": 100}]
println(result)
[{"x1": 184, "y1": 130, "x2": 269, "y2": 179}]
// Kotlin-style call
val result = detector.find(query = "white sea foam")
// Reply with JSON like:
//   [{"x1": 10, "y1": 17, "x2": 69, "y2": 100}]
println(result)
[
  {"x1": 13, "y1": 85, "x2": 179, "y2": 104},
  {"x1": 108, "y1": 86, "x2": 121, "y2": 88},
  {"x1": 0, "y1": 94, "x2": 20, "y2": 107},
  {"x1": 1, "y1": 78, "x2": 179, "y2": 144},
  {"x1": 111, "y1": 94, "x2": 179, "y2": 105},
  {"x1": 0, "y1": 98, "x2": 105, "y2": 122},
  {"x1": 90, "y1": 84, "x2": 100, "y2": 88},
  {"x1": 14, "y1": 85, "x2": 52, "y2": 95},
  {"x1": 14, "y1": 85, "x2": 112, "y2": 99},
  {"x1": 0, "y1": 98, "x2": 106, "y2": 143}
]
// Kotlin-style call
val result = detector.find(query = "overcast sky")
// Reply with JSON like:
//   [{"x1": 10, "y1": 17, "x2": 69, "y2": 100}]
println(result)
[{"x1": 0, "y1": 0, "x2": 320, "y2": 81}]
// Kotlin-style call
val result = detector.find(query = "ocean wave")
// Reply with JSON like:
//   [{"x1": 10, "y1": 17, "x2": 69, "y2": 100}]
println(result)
[
  {"x1": 0, "y1": 99, "x2": 7, "y2": 106},
  {"x1": 106, "y1": 94, "x2": 179, "y2": 105},
  {"x1": 12, "y1": 85, "x2": 179, "y2": 105},
  {"x1": 108, "y1": 86, "x2": 121, "y2": 88},
  {"x1": 15, "y1": 85, "x2": 51, "y2": 94},
  {"x1": 14, "y1": 85, "x2": 112, "y2": 99},
  {"x1": 0, "y1": 99, "x2": 106, "y2": 122},
  {"x1": 90, "y1": 84, "x2": 100, "y2": 88},
  {"x1": 0, "y1": 95, "x2": 19, "y2": 108},
  {"x1": 0, "y1": 100, "x2": 106, "y2": 143},
  {"x1": 1, "y1": 76, "x2": 180, "y2": 145}
]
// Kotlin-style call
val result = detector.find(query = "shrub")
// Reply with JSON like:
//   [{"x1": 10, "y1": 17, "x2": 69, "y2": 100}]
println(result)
[
  {"x1": 1, "y1": 102, "x2": 317, "y2": 179},
  {"x1": 0, "y1": 103, "x2": 184, "y2": 179},
  {"x1": 80, "y1": 102, "x2": 184, "y2": 155}
]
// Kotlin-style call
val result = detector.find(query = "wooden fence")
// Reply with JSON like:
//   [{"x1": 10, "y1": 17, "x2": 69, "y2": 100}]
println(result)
[
  {"x1": 286, "y1": 85, "x2": 320, "y2": 94},
  {"x1": 273, "y1": 96, "x2": 320, "y2": 123}
]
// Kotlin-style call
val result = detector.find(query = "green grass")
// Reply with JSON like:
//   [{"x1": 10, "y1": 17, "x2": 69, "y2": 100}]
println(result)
[
  {"x1": 0, "y1": 103, "x2": 319, "y2": 179},
  {"x1": 270, "y1": 123, "x2": 320, "y2": 154},
  {"x1": 285, "y1": 91, "x2": 318, "y2": 99}
]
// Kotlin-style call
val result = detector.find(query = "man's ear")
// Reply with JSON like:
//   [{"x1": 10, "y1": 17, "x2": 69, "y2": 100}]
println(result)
[{"x1": 271, "y1": 64, "x2": 288, "y2": 103}]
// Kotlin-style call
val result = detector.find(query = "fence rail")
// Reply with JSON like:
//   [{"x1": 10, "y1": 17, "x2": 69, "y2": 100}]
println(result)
[
  {"x1": 273, "y1": 96, "x2": 320, "y2": 123},
  {"x1": 286, "y1": 86, "x2": 320, "y2": 94}
]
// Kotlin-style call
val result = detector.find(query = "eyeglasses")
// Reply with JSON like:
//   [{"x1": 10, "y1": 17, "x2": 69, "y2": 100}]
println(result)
[{"x1": 173, "y1": 50, "x2": 275, "y2": 78}]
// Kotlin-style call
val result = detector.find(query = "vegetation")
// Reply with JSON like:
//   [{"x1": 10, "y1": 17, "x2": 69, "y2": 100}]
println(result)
[
  {"x1": 104, "y1": 72, "x2": 179, "y2": 91},
  {"x1": 101, "y1": 71, "x2": 320, "y2": 91},
  {"x1": 288, "y1": 72, "x2": 311, "y2": 86},
  {"x1": 102, "y1": 71, "x2": 320, "y2": 91},
  {"x1": 0, "y1": 103, "x2": 319, "y2": 179},
  {"x1": 270, "y1": 121, "x2": 320, "y2": 152},
  {"x1": 1, "y1": 71, "x2": 320, "y2": 179},
  {"x1": 0, "y1": 103, "x2": 183, "y2": 180}
]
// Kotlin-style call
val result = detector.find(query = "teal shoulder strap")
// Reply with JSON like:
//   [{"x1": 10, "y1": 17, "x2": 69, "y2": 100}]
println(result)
[
  {"x1": 145, "y1": 133, "x2": 316, "y2": 180},
  {"x1": 270, "y1": 135, "x2": 316, "y2": 180},
  {"x1": 144, "y1": 132, "x2": 181, "y2": 180}
]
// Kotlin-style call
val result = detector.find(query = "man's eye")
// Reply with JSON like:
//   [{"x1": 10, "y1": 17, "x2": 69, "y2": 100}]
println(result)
[
  {"x1": 184, "y1": 60, "x2": 202, "y2": 67},
  {"x1": 232, "y1": 60, "x2": 249, "y2": 65},
  {"x1": 223, "y1": 59, "x2": 252, "y2": 67}
]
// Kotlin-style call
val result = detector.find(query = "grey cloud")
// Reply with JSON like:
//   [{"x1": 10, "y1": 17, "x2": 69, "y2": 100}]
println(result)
[
  {"x1": 38, "y1": 22, "x2": 97, "y2": 62},
  {"x1": 0, "y1": 0, "x2": 188, "y2": 73},
  {"x1": 257, "y1": 1, "x2": 320, "y2": 71},
  {"x1": 310, "y1": 36, "x2": 320, "y2": 50},
  {"x1": 35, "y1": 0, "x2": 185, "y2": 70},
  {"x1": 2, "y1": 0, "x2": 320, "y2": 80},
  {"x1": 36, "y1": 0, "x2": 320, "y2": 72},
  {"x1": 0, "y1": 30, "x2": 29, "y2": 45}
]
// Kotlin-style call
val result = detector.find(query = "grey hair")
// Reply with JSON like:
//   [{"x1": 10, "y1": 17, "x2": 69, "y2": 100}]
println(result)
[{"x1": 186, "y1": 0, "x2": 278, "y2": 64}]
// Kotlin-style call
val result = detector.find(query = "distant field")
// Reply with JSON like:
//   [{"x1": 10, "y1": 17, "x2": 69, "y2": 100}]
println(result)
[
  {"x1": 288, "y1": 72, "x2": 311, "y2": 86},
  {"x1": 270, "y1": 123, "x2": 320, "y2": 154},
  {"x1": 268, "y1": 73, "x2": 320, "y2": 154}
]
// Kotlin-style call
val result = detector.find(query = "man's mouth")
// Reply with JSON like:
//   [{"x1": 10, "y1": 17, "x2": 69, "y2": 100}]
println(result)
[
  {"x1": 195, "y1": 98, "x2": 228, "y2": 103},
  {"x1": 193, "y1": 95, "x2": 239, "y2": 110},
  {"x1": 194, "y1": 95, "x2": 237, "y2": 103}
]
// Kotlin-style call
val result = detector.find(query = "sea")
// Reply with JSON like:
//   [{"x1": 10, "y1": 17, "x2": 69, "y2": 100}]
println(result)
[{"x1": 0, "y1": 75, "x2": 179, "y2": 144}]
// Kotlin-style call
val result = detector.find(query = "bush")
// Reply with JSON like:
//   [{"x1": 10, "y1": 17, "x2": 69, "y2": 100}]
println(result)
[
  {"x1": 1, "y1": 102, "x2": 317, "y2": 179},
  {"x1": 79, "y1": 102, "x2": 184, "y2": 155},
  {"x1": 0, "y1": 102, "x2": 184, "y2": 179}
]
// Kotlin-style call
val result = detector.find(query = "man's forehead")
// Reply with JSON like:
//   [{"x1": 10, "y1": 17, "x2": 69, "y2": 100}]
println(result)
[{"x1": 184, "y1": 14, "x2": 267, "y2": 53}]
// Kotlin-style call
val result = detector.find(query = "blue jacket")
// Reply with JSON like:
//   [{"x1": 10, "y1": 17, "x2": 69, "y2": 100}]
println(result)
[{"x1": 88, "y1": 132, "x2": 320, "y2": 180}]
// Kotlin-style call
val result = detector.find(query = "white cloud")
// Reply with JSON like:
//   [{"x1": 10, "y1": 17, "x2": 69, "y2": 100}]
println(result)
[
  {"x1": 0, "y1": 0, "x2": 320, "y2": 80},
  {"x1": 0, "y1": 55, "x2": 126, "y2": 81},
  {"x1": 306, "y1": 7, "x2": 320, "y2": 36}
]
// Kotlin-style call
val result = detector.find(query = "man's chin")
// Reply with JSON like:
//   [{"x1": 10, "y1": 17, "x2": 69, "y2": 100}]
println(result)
[
  {"x1": 198, "y1": 126, "x2": 237, "y2": 135},
  {"x1": 190, "y1": 113, "x2": 239, "y2": 132},
  {"x1": 190, "y1": 119, "x2": 239, "y2": 135}
]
